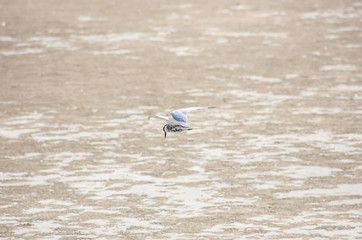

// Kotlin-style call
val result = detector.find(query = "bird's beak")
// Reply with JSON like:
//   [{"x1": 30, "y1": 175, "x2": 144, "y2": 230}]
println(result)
[{"x1": 164, "y1": 131, "x2": 167, "y2": 138}]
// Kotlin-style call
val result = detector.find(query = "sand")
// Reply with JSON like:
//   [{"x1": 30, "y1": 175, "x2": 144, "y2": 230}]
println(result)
[{"x1": 1, "y1": 0, "x2": 361, "y2": 239}]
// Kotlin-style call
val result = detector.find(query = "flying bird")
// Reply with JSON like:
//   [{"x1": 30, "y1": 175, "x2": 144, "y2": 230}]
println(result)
[{"x1": 156, "y1": 106, "x2": 215, "y2": 138}]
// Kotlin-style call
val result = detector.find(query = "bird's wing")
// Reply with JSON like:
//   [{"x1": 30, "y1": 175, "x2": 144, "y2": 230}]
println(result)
[
  {"x1": 156, "y1": 115, "x2": 181, "y2": 125},
  {"x1": 156, "y1": 115, "x2": 170, "y2": 121},
  {"x1": 170, "y1": 106, "x2": 215, "y2": 124}
]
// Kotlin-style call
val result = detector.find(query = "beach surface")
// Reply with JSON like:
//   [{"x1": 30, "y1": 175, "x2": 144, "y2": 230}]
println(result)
[{"x1": 1, "y1": 0, "x2": 362, "y2": 239}]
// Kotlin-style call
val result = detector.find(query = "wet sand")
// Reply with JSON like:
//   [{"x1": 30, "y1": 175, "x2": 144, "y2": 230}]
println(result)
[{"x1": 1, "y1": 0, "x2": 362, "y2": 239}]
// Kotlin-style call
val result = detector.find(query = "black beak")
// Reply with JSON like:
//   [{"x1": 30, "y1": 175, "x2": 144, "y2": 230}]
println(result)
[{"x1": 164, "y1": 130, "x2": 167, "y2": 138}]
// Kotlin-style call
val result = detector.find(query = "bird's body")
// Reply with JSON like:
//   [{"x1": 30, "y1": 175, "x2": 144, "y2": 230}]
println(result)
[
  {"x1": 157, "y1": 106, "x2": 215, "y2": 138},
  {"x1": 163, "y1": 123, "x2": 196, "y2": 134}
]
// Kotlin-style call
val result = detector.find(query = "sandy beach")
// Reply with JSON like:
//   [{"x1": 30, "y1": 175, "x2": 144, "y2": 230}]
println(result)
[{"x1": 1, "y1": 0, "x2": 361, "y2": 239}]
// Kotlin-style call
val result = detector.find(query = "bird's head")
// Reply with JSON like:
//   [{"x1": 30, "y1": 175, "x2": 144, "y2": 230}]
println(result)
[{"x1": 163, "y1": 125, "x2": 167, "y2": 138}]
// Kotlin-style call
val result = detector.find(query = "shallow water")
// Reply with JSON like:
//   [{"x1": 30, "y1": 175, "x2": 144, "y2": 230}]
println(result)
[{"x1": 1, "y1": 0, "x2": 362, "y2": 239}]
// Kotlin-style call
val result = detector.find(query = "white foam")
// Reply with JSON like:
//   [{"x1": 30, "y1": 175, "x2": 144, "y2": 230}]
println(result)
[
  {"x1": 0, "y1": 128, "x2": 39, "y2": 138},
  {"x1": 328, "y1": 198, "x2": 362, "y2": 206},
  {"x1": 329, "y1": 26, "x2": 362, "y2": 32},
  {"x1": 73, "y1": 33, "x2": 145, "y2": 43},
  {"x1": 325, "y1": 34, "x2": 340, "y2": 39},
  {"x1": 78, "y1": 16, "x2": 107, "y2": 21},
  {"x1": 216, "y1": 37, "x2": 229, "y2": 44},
  {"x1": 46, "y1": 152, "x2": 93, "y2": 163},
  {"x1": 210, "y1": 64, "x2": 240, "y2": 71},
  {"x1": 301, "y1": 11, "x2": 360, "y2": 19},
  {"x1": 206, "y1": 222, "x2": 278, "y2": 233},
  {"x1": 292, "y1": 107, "x2": 342, "y2": 115},
  {"x1": 206, "y1": 76, "x2": 226, "y2": 82},
  {"x1": 27, "y1": 36, "x2": 77, "y2": 50},
  {"x1": 269, "y1": 165, "x2": 342, "y2": 179},
  {"x1": 280, "y1": 213, "x2": 362, "y2": 238},
  {"x1": 189, "y1": 166, "x2": 205, "y2": 173},
  {"x1": 232, "y1": 5, "x2": 252, "y2": 10},
  {"x1": 38, "y1": 199, "x2": 74, "y2": 206},
  {"x1": 178, "y1": 3, "x2": 192, "y2": 8},
  {"x1": 32, "y1": 131, "x2": 119, "y2": 142},
  {"x1": 2, "y1": 173, "x2": 61, "y2": 187},
  {"x1": 6, "y1": 111, "x2": 43, "y2": 125},
  {"x1": 276, "y1": 184, "x2": 362, "y2": 198},
  {"x1": 103, "y1": 151, "x2": 122, "y2": 158},
  {"x1": 332, "y1": 85, "x2": 362, "y2": 92},
  {"x1": 115, "y1": 109, "x2": 144, "y2": 115},
  {"x1": 0, "y1": 48, "x2": 45, "y2": 56},
  {"x1": 320, "y1": 64, "x2": 357, "y2": 71},
  {"x1": 24, "y1": 207, "x2": 65, "y2": 214},
  {"x1": 0, "y1": 101, "x2": 17, "y2": 105},
  {"x1": 256, "y1": 11, "x2": 286, "y2": 18},
  {"x1": 8, "y1": 152, "x2": 41, "y2": 160},
  {"x1": 0, "y1": 216, "x2": 18, "y2": 224},
  {"x1": 238, "y1": 165, "x2": 341, "y2": 181},
  {"x1": 91, "y1": 49, "x2": 131, "y2": 55},
  {"x1": 163, "y1": 46, "x2": 199, "y2": 56},
  {"x1": 249, "y1": 214, "x2": 277, "y2": 222},
  {"x1": 225, "y1": 89, "x2": 297, "y2": 105},
  {"x1": 244, "y1": 75, "x2": 281, "y2": 83},
  {"x1": 152, "y1": 27, "x2": 176, "y2": 40},
  {"x1": 285, "y1": 73, "x2": 299, "y2": 79},
  {"x1": 13, "y1": 220, "x2": 62, "y2": 235},
  {"x1": 113, "y1": 217, "x2": 164, "y2": 233},
  {"x1": 122, "y1": 183, "x2": 216, "y2": 217},
  {"x1": 0, "y1": 36, "x2": 18, "y2": 41},
  {"x1": 345, "y1": 44, "x2": 362, "y2": 48},
  {"x1": 186, "y1": 88, "x2": 213, "y2": 96},
  {"x1": 167, "y1": 12, "x2": 191, "y2": 20},
  {"x1": 315, "y1": 142, "x2": 357, "y2": 153},
  {"x1": 339, "y1": 159, "x2": 356, "y2": 163},
  {"x1": 204, "y1": 29, "x2": 288, "y2": 39},
  {"x1": 254, "y1": 181, "x2": 281, "y2": 189}
]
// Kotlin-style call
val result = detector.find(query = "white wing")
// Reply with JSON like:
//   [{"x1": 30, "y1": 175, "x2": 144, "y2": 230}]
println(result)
[
  {"x1": 170, "y1": 106, "x2": 215, "y2": 124},
  {"x1": 156, "y1": 115, "x2": 181, "y2": 125},
  {"x1": 156, "y1": 115, "x2": 170, "y2": 121}
]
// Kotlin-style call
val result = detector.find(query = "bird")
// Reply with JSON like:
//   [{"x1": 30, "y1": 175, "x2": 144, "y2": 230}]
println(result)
[{"x1": 156, "y1": 106, "x2": 215, "y2": 138}]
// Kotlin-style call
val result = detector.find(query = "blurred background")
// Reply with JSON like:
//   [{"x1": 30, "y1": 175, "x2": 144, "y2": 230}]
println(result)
[{"x1": 1, "y1": 0, "x2": 361, "y2": 239}]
